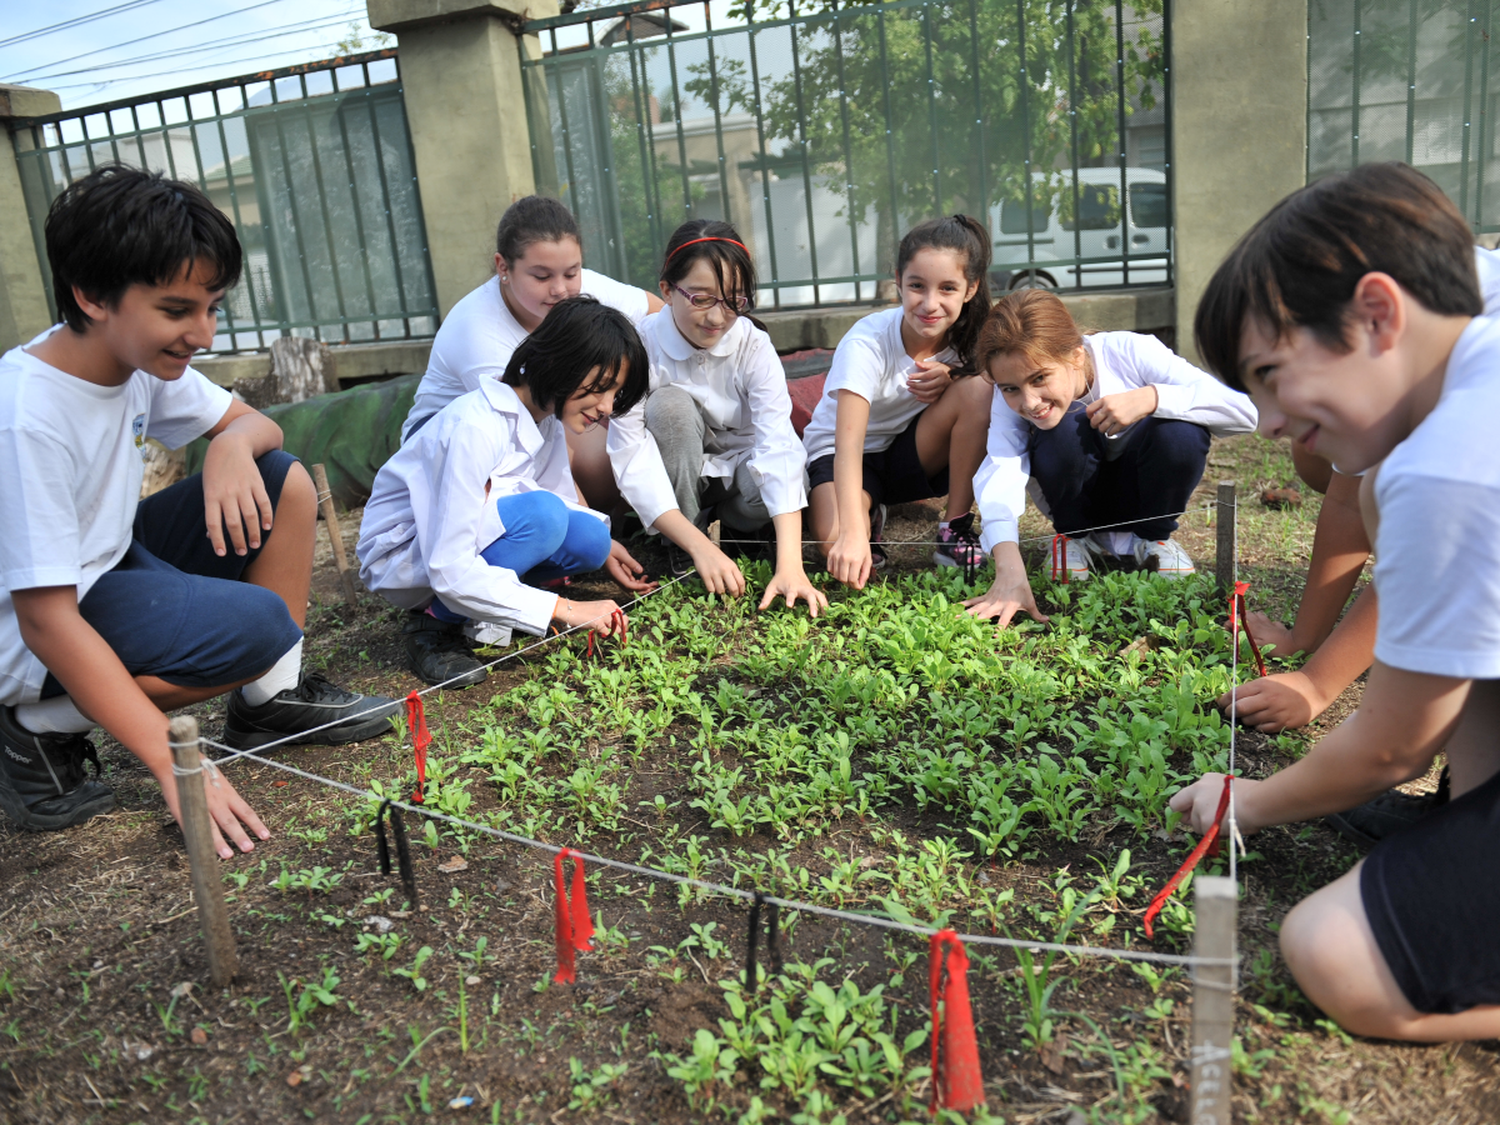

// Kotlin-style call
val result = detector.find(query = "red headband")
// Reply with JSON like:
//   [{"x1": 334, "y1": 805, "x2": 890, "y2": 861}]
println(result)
[{"x1": 664, "y1": 236, "x2": 748, "y2": 263}]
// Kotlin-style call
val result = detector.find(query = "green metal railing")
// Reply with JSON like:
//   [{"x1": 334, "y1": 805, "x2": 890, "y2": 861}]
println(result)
[
  {"x1": 521, "y1": 0, "x2": 1171, "y2": 308},
  {"x1": 10, "y1": 49, "x2": 439, "y2": 352},
  {"x1": 1309, "y1": 0, "x2": 1499, "y2": 233}
]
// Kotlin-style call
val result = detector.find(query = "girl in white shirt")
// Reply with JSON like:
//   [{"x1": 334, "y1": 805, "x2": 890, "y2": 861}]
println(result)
[
  {"x1": 607, "y1": 220, "x2": 826, "y2": 617},
  {"x1": 964, "y1": 289, "x2": 1256, "y2": 630},
  {"x1": 360, "y1": 298, "x2": 655, "y2": 688},
  {"x1": 401, "y1": 196, "x2": 664, "y2": 510},
  {"x1": 803, "y1": 215, "x2": 999, "y2": 588}
]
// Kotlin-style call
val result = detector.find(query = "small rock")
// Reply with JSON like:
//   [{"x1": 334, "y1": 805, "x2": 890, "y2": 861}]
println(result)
[
  {"x1": 1261, "y1": 486, "x2": 1303, "y2": 509},
  {"x1": 465, "y1": 975, "x2": 481, "y2": 986},
  {"x1": 494, "y1": 879, "x2": 513, "y2": 893},
  {"x1": 286, "y1": 1071, "x2": 303, "y2": 1088},
  {"x1": 190, "y1": 1027, "x2": 208, "y2": 1046},
  {"x1": 170, "y1": 982, "x2": 194, "y2": 1000},
  {"x1": 438, "y1": 856, "x2": 469, "y2": 874},
  {"x1": 92, "y1": 960, "x2": 104, "y2": 970},
  {"x1": 418, "y1": 905, "x2": 429, "y2": 913},
  {"x1": 54, "y1": 987, "x2": 64, "y2": 999},
  {"x1": 363, "y1": 915, "x2": 395, "y2": 933}
]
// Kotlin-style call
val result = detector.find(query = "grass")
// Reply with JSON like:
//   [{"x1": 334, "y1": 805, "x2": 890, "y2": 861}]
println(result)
[{"x1": 1, "y1": 434, "x2": 1496, "y2": 1123}]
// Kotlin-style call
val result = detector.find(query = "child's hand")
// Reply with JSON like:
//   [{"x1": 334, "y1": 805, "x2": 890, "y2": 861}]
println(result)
[
  {"x1": 962, "y1": 573, "x2": 1049, "y2": 630},
  {"x1": 906, "y1": 359, "x2": 953, "y2": 405},
  {"x1": 1169, "y1": 773, "x2": 1264, "y2": 837},
  {"x1": 827, "y1": 532, "x2": 873, "y2": 590},
  {"x1": 202, "y1": 430, "x2": 274, "y2": 557},
  {"x1": 1085, "y1": 385, "x2": 1158, "y2": 436},
  {"x1": 1217, "y1": 671, "x2": 1326, "y2": 733},
  {"x1": 604, "y1": 540, "x2": 657, "y2": 593},
  {"x1": 554, "y1": 597, "x2": 630, "y2": 635},
  {"x1": 158, "y1": 756, "x2": 271, "y2": 859},
  {"x1": 691, "y1": 543, "x2": 747, "y2": 597},
  {"x1": 1243, "y1": 610, "x2": 1300, "y2": 657},
  {"x1": 759, "y1": 566, "x2": 829, "y2": 618}
]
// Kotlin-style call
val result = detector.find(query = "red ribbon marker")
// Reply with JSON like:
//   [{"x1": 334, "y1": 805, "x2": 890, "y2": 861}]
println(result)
[
  {"x1": 1229, "y1": 581, "x2": 1268, "y2": 679},
  {"x1": 584, "y1": 608, "x2": 629, "y2": 660},
  {"x1": 928, "y1": 930, "x2": 985, "y2": 1114},
  {"x1": 552, "y1": 847, "x2": 595, "y2": 984},
  {"x1": 1144, "y1": 774, "x2": 1234, "y2": 938},
  {"x1": 405, "y1": 690, "x2": 431, "y2": 804},
  {"x1": 1050, "y1": 534, "x2": 1072, "y2": 584}
]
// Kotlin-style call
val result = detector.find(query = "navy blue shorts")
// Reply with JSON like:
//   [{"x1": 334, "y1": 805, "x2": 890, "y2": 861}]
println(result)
[
  {"x1": 1362, "y1": 766, "x2": 1500, "y2": 1014},
  {"x1": 40, "y1": 451, "x2": 305, "y2": 697},
  {"x1": 806, "y1": 410, "x2": 949, "y2": 509}
]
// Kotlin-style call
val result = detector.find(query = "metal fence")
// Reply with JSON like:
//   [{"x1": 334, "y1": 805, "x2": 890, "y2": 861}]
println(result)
[
  {"x1": 1309, "y1": 0, "x2": 1499, "y2": 233},
  {"x1": 10, "y1": 49, "x2": 439, "y2": 352},
  {"x1": 521, "y1": 0, "x2": 1171, "y2": 308}
]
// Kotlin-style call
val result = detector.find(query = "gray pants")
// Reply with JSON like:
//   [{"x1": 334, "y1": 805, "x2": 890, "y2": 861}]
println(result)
[{"x1": 645, "y1": 384, "x2": 770, "y2": 530}]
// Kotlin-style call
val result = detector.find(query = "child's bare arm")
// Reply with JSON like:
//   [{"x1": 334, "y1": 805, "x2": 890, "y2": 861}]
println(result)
[
  {"x1": 962, "y1": 541, "x2": 1049, "y2": 629},
  {"x1": 1250, "y1": 468, "x2": 1370, "y2": 656},
  {"x1": 1219, "y1": 584, "x2": 1378, "y2": 731},
  {"x1": 12, "y1": 586, "x2": 270, "y2": 857},
  {"x1": 1174, "y1": 659, "x2": 1468, "y2": 835},
  {"x1": 760, "y1": 510, "x2": 827, "y2": 617},
  {"x1": 200, "y1": 399, "x2": 285, "y2": 559},
  {"x1": 652, "y1": 509, "x2": 746, "y2": 596},
  {"x1": 828, "y1": 390, "x2": 874, "y2": 589}
]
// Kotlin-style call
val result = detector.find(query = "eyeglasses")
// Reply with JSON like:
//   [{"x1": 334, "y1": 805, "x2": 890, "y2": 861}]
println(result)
[{"x1": 670, "y1": 283, "x2": 751, "y2": 313}]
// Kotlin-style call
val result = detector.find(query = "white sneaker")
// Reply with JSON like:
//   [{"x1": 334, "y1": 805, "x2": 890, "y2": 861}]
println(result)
[
  {"x1": 1050, "y1": 534, "x2": 1097, "y2": 582},
  {"x1": 1132, "y1": 535, "x2": 1195, "y2": 578}
]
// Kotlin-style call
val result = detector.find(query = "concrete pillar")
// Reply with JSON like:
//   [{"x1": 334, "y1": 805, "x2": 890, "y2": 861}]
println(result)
[
  {"x1": 0, "y1": 85, "x2": 61, "y2": 353},
  {"x1": 367, "y1": 0, "x2": 559, "y2": 319},
  {"x1": 1171, "y1": 0, "x2": 1308, "y2": 363}
]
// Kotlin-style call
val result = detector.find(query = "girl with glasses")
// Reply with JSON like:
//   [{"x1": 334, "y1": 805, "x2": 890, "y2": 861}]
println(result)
[{"x1": 607, "y1": 220, "x2": 826, "y2": 617}]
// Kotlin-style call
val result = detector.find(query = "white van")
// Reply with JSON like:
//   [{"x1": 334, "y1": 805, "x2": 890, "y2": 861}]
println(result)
[{"x1": 987, "y1": 167, "x2": 1169, "y2": 290}]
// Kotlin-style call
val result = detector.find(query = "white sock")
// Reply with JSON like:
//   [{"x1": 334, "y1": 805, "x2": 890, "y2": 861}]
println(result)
[
  {"x1": 1104, "y1": 531, "x2": 1136, "y2": 556},
  {"x1": 241, "y1": 640, "x2": 303, "y2": 707},
  {"x1": 14, "y1": 695, "x2": 97, "y2": 735}
]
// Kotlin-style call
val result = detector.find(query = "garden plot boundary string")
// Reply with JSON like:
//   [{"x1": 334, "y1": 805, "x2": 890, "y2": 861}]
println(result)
[{"x1": 194, "y1": 728, "x2": 1233, "y2": 970}]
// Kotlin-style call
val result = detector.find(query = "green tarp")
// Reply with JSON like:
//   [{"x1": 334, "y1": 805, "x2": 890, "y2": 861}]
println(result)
[{"x1": 185, "y1": 374, "x2": 418, "y2": 510}]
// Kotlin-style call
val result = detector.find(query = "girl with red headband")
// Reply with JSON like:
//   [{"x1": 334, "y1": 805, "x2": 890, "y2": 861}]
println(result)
[
  {"x1": 803, "y1": 215, "x2": 998, "y2": 587},
  {"x1": 607, "y1": 220, "x2": 826, "y2": 617}
]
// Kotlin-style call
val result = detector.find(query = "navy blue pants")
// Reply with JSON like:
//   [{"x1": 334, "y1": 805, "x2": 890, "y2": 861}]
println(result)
[
  {"x1": 430, "y1": 491, "x2": 612, "y2": 624},
  {"x1": 1028, "y1": 410, "x2": 1211, "y2": 540},
  {"x1": 40, "y1": 451, "x2": 304, "y2": 697}
]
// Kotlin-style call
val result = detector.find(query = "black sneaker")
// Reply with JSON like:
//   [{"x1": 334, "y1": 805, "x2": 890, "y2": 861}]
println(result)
[
  {"x1": 722, "y1": 521, "x2": 775, "y2": 564},
  {"x1": 666, "y1": 541, "x2": 694, "y2": 578},
  {"x1": 1324, "y1": 776, "x2": 1449, "y2": 849},
  {"x1": 869, "y1": 502, "x2": 889, "y2": 570},
  {"x1": 0, "y1": 707, "x2": 114, "y2": 831},
  {"x1": 403, "y1": 613, "x2": 488, "y2": 689},
  {"x1": 223, "y1": 674, "x2": 401, "y2": 752}
]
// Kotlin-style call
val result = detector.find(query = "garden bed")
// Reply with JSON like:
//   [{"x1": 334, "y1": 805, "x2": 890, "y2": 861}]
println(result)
[{"x1": 2, "y1": 434, "x2": 1498, "y2": 1125}]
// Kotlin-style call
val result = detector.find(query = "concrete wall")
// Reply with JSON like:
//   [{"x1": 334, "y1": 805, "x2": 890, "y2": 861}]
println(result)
[
  {"x1": 0, "y1": 85, "x2": 62, "y2": 353},
  {"x1": 367, "y1": 0, "x2": 558, "y2": 320},
  {"x1": 1172, "y1": 0, "x2": 1309, "y2": 362}
]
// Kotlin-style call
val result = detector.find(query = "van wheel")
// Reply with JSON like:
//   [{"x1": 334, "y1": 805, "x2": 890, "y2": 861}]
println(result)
[{"x1": 999, "y1": 269, "x2": 1057, "y2": 291}]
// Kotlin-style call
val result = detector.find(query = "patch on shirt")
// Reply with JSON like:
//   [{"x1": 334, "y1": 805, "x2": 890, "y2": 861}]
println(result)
[{"x1": 132, "y1": 413, "x2": 146, "y2": 456}]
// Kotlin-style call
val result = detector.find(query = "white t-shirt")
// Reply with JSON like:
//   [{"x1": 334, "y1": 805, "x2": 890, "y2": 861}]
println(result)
[
  {"x1": 0, "y1": 331, "x2": 232, "y2": 705},
  {"x1": 800, "y1": 307, "x2": 957, "y2": 464},
  {"x1": 402, "y1": 270, "x2": 653, "y2": 441},
  {"x1": 360, "y1": 379, "x2": 607, "y2": 644},
  {"x1": 607, "y1": 309, "x2": 807, "y2": 528},
  {"x1": 1372, "y1": 313, "x2": 1500, "y2": 679},
  {"x1": 1476, "y1": 245, "x2": 1500, "y2": 311},
  {"x1": 973, "y1": 330, "x2": 1258, "y2": 550}
]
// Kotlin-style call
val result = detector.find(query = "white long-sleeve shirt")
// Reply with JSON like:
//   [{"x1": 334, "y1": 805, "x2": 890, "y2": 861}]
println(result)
[
  {"x1": 606, "y1": 309, "x2": 808, "y2": 528},
  {"x1": 358, "y1": 379, "x2": 606, "y2": 642},
  {"x1": 401, "y1": 271, "x2": 652, "y2": 442},
  {"x1": 973, "y1": 330, "x2": 1257, "y2": 552}
]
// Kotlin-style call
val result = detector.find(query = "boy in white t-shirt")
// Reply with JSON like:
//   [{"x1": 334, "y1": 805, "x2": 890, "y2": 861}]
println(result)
[
  {"x1": 0, "y1": 166, "x2": 397, "y2": 855},
  {"x1": 1175, "y1": 162, "x2": 1500, "y2": 1039}
]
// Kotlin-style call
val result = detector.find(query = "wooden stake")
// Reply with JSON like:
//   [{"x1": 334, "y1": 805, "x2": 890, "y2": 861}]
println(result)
[
  {"x1": 1215, "y1": 481, "x2": 1237, "y2": 592},
  {"x1": 311, "y1": 462, "x2": 359, "y2": 605},
  {"x1": 168, "y1": 716, "x2": 239, "y2": 988},
  {"x1": 1189, "y1": 875, "x2": 1237, "y2": 1125}
]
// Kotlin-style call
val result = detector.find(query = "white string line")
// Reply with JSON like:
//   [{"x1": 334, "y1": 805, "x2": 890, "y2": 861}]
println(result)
[
  {"x1": 205, "y1": 572, "x2": 696, "y2": 770},
  {"x1": 192, "y1": 730, "x2": 1234, "y2": 969},
  {"x1": 712, "y1": 504, "x2": 1216, "y2": 549},
  {"x1": 1227, "y1": 489, "x2": 1241, "y2": 888}
]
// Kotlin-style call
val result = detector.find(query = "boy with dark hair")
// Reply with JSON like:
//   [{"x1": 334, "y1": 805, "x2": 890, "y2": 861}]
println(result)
[
  {"x1": 0, "y1": 164, "x2": 398, "y2": 855},
  {"x1": 1175, "y1": 161, "x2": 1499, "y2": 1039}
]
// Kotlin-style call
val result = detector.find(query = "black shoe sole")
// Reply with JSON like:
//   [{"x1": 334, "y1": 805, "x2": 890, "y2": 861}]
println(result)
[
  {"x1": 0, "y1": 770, "x2": 115, "y2": 831},
  {"x1": 406, "y1": 654, "x2": 489, "y2": 690},
  {"x1": 222, "y1": 707, "x2": 399, "y2": 752},
  {"x1": 1322, "y1": 811, "x2": 1378, "y2": 850}
]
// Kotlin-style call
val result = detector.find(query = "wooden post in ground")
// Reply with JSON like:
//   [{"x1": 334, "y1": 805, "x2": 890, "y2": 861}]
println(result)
[
  {"x1": 168, "y1": 716, "x2": 239, "y2": 988},
  {"x1": 1215, "y1": 481, "x2": 1237, "y2": 592},
  {"x1": 311, "y1": 463, "x2": 359, "y2": 605},
  {"x1": 1189, "y1": 875, "x2": 1237, "y2": 1125}
]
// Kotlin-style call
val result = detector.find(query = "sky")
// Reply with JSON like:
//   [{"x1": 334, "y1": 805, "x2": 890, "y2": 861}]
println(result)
[{"x1": 0, "y1": 0, "x2": 393, "y2": 111}]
